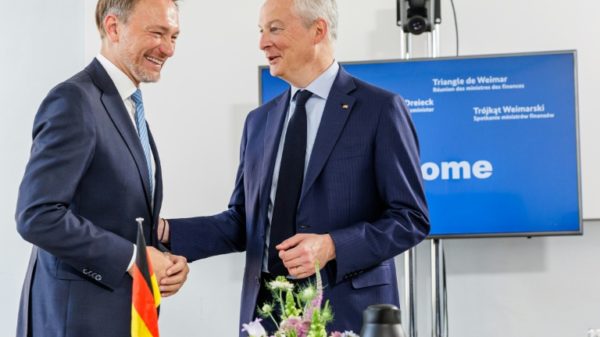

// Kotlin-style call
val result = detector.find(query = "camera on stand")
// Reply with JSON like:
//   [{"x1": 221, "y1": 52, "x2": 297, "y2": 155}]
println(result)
[{"x1": 397, "y1": 0, "x2": 441, "y2": 35}]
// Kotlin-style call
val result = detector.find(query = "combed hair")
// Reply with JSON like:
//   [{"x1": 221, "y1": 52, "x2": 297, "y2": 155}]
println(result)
[
  {"x1": 293, "y1": 0, "x2": 338, "y2": 42},
  {"x1": 95, "y1": 0, "x2": 179, "y2": 37}
]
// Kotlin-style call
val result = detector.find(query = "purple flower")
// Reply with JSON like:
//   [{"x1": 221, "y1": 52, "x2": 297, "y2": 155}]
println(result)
[
  {"x1": 303, "y1": 266, "x2": 323, "y2": 322},
  {"x1": 280, "y1": 316, "x2": 310, "y2": 337}
]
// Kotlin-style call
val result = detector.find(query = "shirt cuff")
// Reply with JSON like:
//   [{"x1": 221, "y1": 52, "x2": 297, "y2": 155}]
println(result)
[{"x1": 127, "y1": 244, "x2": 137, "y2": 272}]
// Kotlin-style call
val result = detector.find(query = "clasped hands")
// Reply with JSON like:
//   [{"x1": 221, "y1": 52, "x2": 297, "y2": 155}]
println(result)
[
  {"x1": 276, "y1": 233, "x2": 336, "y2": 279},
  {"x1": 128, "y1": 246, "x2": 189, "y2": 297}
]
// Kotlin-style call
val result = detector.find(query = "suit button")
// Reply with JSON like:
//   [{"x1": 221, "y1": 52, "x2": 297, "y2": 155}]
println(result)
[{"x1": 298, "y1": 224, "x2": 310, "y2": 230}]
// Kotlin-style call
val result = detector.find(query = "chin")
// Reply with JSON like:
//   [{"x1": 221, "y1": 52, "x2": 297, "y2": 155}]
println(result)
[
  {"x1": 269, "y1": 67, "x2": 284, "y2": 78},
  {"x1": 137, "y1": 71, "x2": 161, "y2": 83}
]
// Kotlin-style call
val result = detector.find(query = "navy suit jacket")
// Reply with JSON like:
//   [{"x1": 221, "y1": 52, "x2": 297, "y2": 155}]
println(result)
[
  {"x1": 170, "y1": 67, "x2": 429, "y2": 334},
  {"x1": 15, "y1": 59, "x2": 163, "y2": 337}
]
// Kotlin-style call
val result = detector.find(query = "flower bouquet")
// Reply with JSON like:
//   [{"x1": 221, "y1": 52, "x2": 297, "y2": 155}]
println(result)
[{"x1": 242, "y1": 265, "x2": 357, "y2": 337}]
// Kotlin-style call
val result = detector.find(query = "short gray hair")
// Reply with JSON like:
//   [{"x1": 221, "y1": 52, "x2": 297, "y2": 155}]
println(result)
[{"x1": 293, "y1": 0, "x2": 338, "y2": 42}]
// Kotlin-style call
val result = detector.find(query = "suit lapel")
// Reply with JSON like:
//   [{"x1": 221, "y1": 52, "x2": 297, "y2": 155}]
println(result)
[
  {"x1": 300, "y1": 68, "x2": 357, "y2": 202},
  {"x1": 85, "y1": 60, "x2": 154, "y2": 211},
  {"x1": 149, "y1": 128, "x2": 162, "y2": 219},
  {"x1": 148, "y1": 128, "x2": 162, "y2": 244},
  {"x1": 258, "y1": 91, "x2": 290, "y2": 214}
]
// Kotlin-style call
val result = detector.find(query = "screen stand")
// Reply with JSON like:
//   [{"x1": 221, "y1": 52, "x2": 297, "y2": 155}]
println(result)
[
  {"x1": 429, "y1": 19, "x2": 447, "y2": 337},
  {"x1": 431, "y1": 238, "x2": 447, "y2": 337},
  {"x1": 398, "y1": 1, "x2": 446, "y2": 337}
]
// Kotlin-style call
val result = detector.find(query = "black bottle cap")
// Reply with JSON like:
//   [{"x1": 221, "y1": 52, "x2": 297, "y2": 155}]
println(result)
[
  {"x1": 363, "y1": 304, "x2": 402, "y2": 324},
  {"x1": 360, "y1": 305, "x2": 406, "y2": 337}
]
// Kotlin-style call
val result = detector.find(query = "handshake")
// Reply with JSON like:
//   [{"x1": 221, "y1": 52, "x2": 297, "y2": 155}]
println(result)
[
  {"x1": 130, "y1": 217, "x2": 338, "y2": 299},
  {"x1": 127, "y1": 219, "x2": 188, "y2": 298}
]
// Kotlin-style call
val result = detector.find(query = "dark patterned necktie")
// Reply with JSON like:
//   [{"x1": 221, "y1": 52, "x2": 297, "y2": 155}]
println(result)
[{"x1": 268, "y1": 90, "x2": 313, "y2": 275}]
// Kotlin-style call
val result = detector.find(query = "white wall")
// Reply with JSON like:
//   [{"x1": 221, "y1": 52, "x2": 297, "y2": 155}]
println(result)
[
  {"x1": 444, "y1": 223, "x2": 600, "y2": 337},
  {"x1": 2, "y1": 0, "x2": 599, "y2": 336},
  {"x1": 0, "y1": 0, "x2": 86, "y2": 333}
]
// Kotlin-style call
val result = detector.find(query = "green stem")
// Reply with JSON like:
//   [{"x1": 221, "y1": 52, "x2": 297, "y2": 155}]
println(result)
[
  {"x1": 278, "y1": 290, "x2": 286, "y2": 319},
  {"x1": 269, "y1": 313, "x2": 280, "y2": 329}
]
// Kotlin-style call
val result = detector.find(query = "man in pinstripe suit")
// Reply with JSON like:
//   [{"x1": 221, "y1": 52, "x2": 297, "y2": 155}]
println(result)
[{"x1": 160, "y1": 0, "x2": 430, "y2": 334}]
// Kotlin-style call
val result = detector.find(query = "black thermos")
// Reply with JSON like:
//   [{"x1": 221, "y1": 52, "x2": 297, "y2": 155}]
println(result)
[{"x1": 360, "y1": 304, "x2": 407, "y2": 337}]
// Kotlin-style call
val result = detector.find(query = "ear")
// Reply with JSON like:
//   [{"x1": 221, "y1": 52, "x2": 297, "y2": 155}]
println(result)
[
  {"x1": 313, "y1": 18, "x2": 328, "y2": 44},
  {"x1": 103, "y1": 14, "x2": 120, "y2": 42}
]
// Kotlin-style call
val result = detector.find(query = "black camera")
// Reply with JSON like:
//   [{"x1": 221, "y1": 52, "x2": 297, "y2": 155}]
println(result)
[{"x1": 397, "y1": 0, "x2": 433, "y2": 35}]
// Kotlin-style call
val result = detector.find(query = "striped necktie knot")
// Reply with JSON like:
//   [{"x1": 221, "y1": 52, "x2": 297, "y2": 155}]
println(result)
[{"x1": 131, "y1": 88, "x2": 143, "y2": 106}]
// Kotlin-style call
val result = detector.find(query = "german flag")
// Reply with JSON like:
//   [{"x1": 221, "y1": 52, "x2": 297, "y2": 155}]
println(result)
[{"x1": 131, "y1": 218, "x2": 161, "y2": 337}]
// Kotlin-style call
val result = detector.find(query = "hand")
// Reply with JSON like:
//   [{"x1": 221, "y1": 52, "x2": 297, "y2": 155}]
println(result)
[
  {"x1": 276, "y1": 233, "x2": 336, "y2": 279},
  {"x1": 146, "y1": 246, "x2": 174, "y2": 282},
  {"x1": 160, "y1": 253, "x2": 189, "y2": 297},
  {"x1": 157, "y1": 218, "x2": 170, "y2": 243}
]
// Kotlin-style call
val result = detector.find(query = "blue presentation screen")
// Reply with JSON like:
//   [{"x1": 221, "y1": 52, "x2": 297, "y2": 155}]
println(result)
[{"x1": 259, "y1": 51, "x2": 581, "y2": 237}]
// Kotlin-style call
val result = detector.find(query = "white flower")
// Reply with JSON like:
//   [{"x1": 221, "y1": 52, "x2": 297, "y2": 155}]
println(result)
[
  {"x1": 261, "y1": 303, "x2": 273, "y2": 315},
  {"x1": 299, "y1": 285, "x2": 316, "y2": 301},
  {"x1": 342, "y1": 331, "x2": 359, "y2": 337},
  {"x1": 241, "y1": 318, "x2": 267, "y2": 337},
  {"x1": 268, "y1": 277, "x2": 294, "y2": 291}
]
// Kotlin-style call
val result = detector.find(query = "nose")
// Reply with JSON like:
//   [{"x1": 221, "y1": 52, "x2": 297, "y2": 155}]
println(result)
[
  {"x1": 160, "y1": 37, "x2": 176, "y2": 57},
  {"x1": 259, "y1": 31, "x2": 271, "y2": 51}
]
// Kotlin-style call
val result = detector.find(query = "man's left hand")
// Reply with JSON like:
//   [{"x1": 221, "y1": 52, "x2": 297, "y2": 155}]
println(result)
[
  {"x1": 159, "y1": 253, "x2": 189, "y2": 297},
  {"x1": 276, "y1": 233, "x2": 336, "y2": 279}
]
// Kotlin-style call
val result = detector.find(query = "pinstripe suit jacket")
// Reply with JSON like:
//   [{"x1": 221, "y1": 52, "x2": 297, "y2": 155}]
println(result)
[{"x1": 170, "y1": 66, "x2": 429, "y2": 335}]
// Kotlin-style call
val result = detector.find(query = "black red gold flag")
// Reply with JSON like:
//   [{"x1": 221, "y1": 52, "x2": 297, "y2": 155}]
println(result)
[{"x1": 131, "y1": 218, "x2": 161, "y2": 337}]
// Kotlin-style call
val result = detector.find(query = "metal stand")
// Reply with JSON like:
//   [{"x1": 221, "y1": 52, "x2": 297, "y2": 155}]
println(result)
[
  {"x1": 429, "y1": 14, "x2": 447, "y2": 337},
  {"x1": 431, "y1": 239, "x2": 447, "y2": 337},
  {"x1": 398, "y1": 1, "x2": 447, "y2": 337},
  {"x1": 404, "y1": 248, "x2": 418, "y2": 337}
]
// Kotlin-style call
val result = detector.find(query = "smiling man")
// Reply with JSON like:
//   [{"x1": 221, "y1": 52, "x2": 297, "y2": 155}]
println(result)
[
  {"x1": 15, "y1": 0, "x2": 188, "y2": 336},
  {"x1": 159, "y1": 0, "x2": 430, "y2": 334}
]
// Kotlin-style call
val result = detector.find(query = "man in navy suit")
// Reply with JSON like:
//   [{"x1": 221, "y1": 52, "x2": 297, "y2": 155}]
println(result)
[
  {"x1": 15, "y1": 0, "x2": 189, "y2": 336},
  {"x1": 159, "y1": 0, "x2": 429, "y2": 334}
]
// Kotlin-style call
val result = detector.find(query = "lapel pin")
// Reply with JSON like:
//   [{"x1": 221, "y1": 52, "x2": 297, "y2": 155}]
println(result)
[{"x1": 341, "y1": 104, "x2": 349, "y2": 110}]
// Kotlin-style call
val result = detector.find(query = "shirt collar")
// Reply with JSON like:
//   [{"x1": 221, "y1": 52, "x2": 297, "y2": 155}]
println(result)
[
  {"x1": 96, "y1": 53, "x2": 138, "y2": 101},
  {"x1": 291, "y1": 61, "x2": 340, "y2": 101}
]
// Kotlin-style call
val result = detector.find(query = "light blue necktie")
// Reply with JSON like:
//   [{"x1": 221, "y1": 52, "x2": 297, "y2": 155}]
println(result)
[{"x1": 131, "y1": 89, "x2": 154, "y2": 196}]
